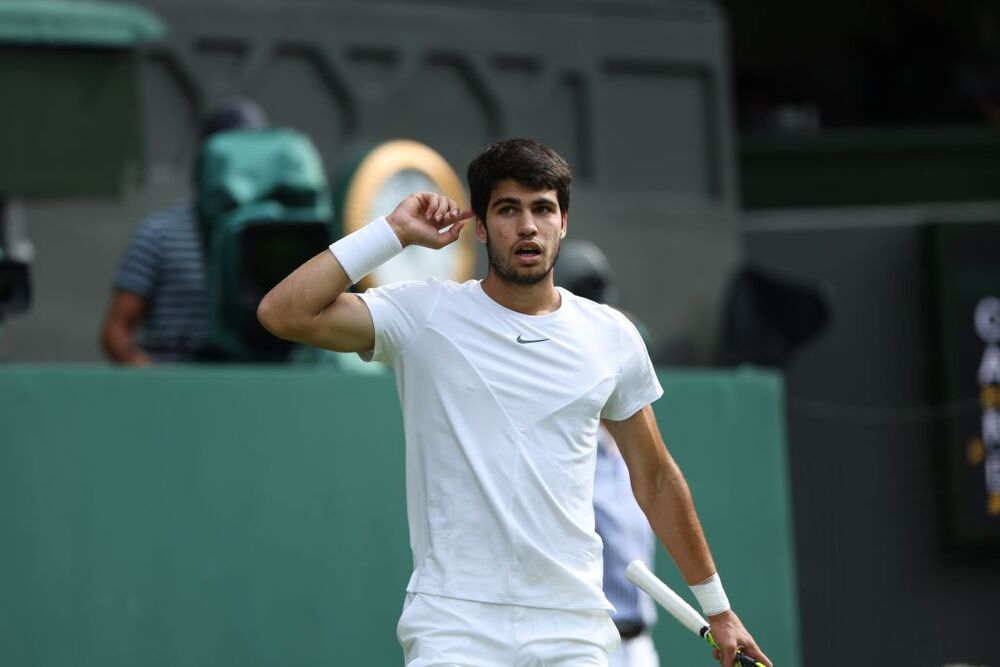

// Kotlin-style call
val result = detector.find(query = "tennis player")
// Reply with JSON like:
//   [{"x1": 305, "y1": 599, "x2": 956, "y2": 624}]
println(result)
[{"x1": 257, "y1": 139, "x2": 771, "y2": 667}]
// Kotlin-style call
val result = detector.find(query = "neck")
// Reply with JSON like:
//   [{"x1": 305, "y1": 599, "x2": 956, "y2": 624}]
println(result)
[{"x1": 480, "y1": 271, "x2": 561, "y2": 315}]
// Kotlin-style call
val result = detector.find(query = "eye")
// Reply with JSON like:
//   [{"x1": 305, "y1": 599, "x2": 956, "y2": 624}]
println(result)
[{"x1": 498, "y1": 205, "x2": 515, "y2": 215}]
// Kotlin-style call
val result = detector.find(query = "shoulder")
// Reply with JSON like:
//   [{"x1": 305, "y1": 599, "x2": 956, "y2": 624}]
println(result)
[
  {"x1": 561, "y1": 290, "x2": 650, "y2": 356},
  {"x1": 560, "y1": 288, "x2": 631, "y2": 329},
  {"x1": 365, "y1": 277, "x2": 454, "y2": 298},
  {"x1": 360, "y1": 278, "x2": 460, "y2": 314},
  {"x1": 358, "y1": 279, "x2": 464, "y2": 346}
]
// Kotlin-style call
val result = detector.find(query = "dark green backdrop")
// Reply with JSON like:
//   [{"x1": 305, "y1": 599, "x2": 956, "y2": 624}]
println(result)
[{"x1": 0, "y1": 366, "x2": 799, "y2": 666}]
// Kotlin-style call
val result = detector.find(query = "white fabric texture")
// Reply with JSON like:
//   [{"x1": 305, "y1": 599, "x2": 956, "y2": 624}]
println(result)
[
  {"x1": 358, "y1": 279, "x2": 663, "y2": 610},
  {"x1": 397, "y1": 593, "x2": 621, "y2": 666},
  {"x1": 607, "y1": 634, "x2": 660, "y2": 667}
]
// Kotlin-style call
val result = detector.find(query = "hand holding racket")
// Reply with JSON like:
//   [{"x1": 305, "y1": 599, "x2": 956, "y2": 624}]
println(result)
[{"x1": 625, "y1": 560, "x2": 772, "y2": 667}]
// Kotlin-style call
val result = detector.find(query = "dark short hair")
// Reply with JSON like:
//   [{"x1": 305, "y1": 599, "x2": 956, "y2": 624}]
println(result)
[
  {"x1": 467, "y1": 139, "x2": 571, "y2": 222},
  {"x1": 200, "y1": 97, "x2": 268, "y2": 140}
]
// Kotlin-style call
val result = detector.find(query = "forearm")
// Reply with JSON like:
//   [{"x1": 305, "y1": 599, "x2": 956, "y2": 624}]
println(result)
[
  {"x1": 635, "y1": 456, "x2": 717, "y2": 586},
  {"x1": 610, "y1": 411, "x2": 771, "y2": 665},
  {"x1": 101, "y1": 323, "x2": 151, "y2": 365},
  {"x1": 101, "y1": 291, "x2": 151, "y2": 365}
]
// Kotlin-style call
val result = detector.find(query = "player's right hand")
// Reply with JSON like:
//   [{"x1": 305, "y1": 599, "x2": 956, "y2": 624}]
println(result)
[
  {"x1": 708, "y1": 609, "x2": 772, "y2": 667},
  {"x1": 386, "y1": 192, "x2": 474, "y2": 250}
]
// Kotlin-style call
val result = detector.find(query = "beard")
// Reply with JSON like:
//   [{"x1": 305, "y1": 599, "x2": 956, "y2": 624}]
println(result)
[{"x1": 485, "y1": 234, "x2": 561, "y2": 286}]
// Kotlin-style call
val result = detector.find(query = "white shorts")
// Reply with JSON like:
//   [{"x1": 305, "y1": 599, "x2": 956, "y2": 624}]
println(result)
[
  {"x1": 396, "y1": 593, "x2": 621, "y2": 666},
  {"x1": 608, "y1": 633, "x2": 660, "y2": 667}
]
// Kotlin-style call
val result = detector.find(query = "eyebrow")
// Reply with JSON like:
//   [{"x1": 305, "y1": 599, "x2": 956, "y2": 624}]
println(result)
[{"x1": 490, "y1": 196, "x2": 557, "y2": 210}]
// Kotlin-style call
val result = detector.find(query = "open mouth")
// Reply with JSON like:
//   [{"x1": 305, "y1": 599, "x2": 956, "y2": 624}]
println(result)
[{"x1": 515, "y1": 244, "x2": 542, "y2": 258}]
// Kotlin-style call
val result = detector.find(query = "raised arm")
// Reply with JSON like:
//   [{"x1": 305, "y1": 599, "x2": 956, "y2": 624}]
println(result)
[
  {"x1": 603, "y1": 406, "x2": 772, "y2": 667},
  {"x1": 256, "y1": 192, "x2": 472, "y2": 352}
]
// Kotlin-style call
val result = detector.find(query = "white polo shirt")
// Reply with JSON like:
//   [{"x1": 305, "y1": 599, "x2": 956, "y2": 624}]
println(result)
[{"x1": 358, "y1": 279, "x2": 663, "y2": 610}]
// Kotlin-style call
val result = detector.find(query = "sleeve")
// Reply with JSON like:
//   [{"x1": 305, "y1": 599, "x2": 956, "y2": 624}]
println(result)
[
  {"x1": 356, "y1": 280, "x2": 443, "y2": 364},
  {"x1": 113, "y1": 217, "x2": 162, "y2": 297},
  {"x1": 600, "y1": 314, "x2": 664, "y2": 421}
]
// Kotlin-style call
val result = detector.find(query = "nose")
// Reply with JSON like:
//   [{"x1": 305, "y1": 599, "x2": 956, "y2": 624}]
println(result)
[{"x1": 517, "y1": 210, "x2": 538, "y2": 237}]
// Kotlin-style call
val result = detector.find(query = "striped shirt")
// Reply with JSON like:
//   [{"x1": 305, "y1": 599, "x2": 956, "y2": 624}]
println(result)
[
  {"x1": 594, "y1": 426, "x2": 658, "y2": 628},
  {"x1": 113, "y1": 201, "x2": 208, "y2": 362}
]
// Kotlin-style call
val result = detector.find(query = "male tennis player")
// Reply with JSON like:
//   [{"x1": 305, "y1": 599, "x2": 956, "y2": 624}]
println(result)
[{"x1": 257, "y1": 139, "x2": 771, "y2": 667}]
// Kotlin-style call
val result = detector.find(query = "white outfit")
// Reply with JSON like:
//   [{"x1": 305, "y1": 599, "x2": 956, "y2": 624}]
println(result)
[
  {"x1": 608, "y1": 635, "x2": 660, "y2": 667},
  {"x1": 397, "y1": 593, "x2": 621, "y2": 666},
  {"x1": 358, "y1": 279, "x2": 663, "y2": 661}
]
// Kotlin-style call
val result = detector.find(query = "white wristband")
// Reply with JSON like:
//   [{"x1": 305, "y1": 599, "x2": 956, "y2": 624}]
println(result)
[
  {"x1": 690, "y1": 573, "x2": 731, "y2": 616},
  {"x1": 328, "y1": 216, "x2": 403, "y2": 284}
]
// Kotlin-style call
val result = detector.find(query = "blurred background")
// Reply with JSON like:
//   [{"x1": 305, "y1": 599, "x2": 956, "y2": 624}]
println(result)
[{"x1": 1, "y1": 0, "x2": 998, "y2": 665}]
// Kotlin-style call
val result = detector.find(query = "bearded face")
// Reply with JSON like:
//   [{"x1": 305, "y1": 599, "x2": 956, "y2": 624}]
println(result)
[
  {"x1": 484, "y1": 230, "x2": 562, "y2": 286},
  {"x1": 477, "y1": 179, "x2": 567, "y2": 288}
]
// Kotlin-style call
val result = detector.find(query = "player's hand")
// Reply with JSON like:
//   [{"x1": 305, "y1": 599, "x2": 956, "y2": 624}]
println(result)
[
  {"x1": 708, "y1": 609, "x2": 771, "y2": 667},
  {"x1": 386, "y1": 192, "x2": 474, "y2": 250}
]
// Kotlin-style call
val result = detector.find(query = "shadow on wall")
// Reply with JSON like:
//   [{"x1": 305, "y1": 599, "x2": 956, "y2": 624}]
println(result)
[{"x1": 719, "y1": 263, "x2": 832, "y2": 368}]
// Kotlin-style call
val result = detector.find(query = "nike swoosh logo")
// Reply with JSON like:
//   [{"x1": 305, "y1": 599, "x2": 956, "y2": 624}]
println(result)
[{"x1": 516, "y1": 335, "x2": 550, "y2": 344}]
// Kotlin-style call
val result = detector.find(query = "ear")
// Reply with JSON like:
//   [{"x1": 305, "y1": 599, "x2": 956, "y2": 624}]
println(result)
[
  {"x1": 560, "y1": 210, "x2": 568, "y2": 239},
  {"x1": 475, "y1": 217, "x2": 488, "y2": 243}
]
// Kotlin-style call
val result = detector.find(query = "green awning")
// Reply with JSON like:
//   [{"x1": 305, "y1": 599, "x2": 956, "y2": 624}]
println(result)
[{"x1": 0, "y1": 1, "x2": 166, "y2": 47}]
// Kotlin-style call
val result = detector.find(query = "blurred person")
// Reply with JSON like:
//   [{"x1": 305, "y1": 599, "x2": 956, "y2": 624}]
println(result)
[
  {"x1": 556, "y1": 240, "x2": 660, "y2": 667},
  {"x1": 257, "y1": 138, "x2": 770, "y2": 667},
  {"x1": 100, "y1": 98, "x2": 267, "y2": 364}
]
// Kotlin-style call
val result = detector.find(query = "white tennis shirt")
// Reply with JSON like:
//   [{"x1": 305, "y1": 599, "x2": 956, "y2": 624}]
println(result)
[{"x1": 358, "y1": 279, "x2": 663, "y2": 610}]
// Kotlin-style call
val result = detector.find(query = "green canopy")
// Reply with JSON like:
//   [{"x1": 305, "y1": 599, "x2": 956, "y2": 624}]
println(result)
[{"x1": 0, "y1": 1, "x2": 165, "y2": 47}]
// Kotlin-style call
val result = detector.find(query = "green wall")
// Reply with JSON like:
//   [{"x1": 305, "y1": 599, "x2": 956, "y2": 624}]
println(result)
[{"x1": 0, "y1": 366, "x2": 798, "y2": 666}]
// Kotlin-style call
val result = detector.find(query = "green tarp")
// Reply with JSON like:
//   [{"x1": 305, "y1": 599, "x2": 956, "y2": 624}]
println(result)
[{"x1": 0, "y1": 1, "x2": 165, "y2": 47}]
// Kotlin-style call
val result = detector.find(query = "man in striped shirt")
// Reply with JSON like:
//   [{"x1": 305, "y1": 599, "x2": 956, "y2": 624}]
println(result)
[{"x1": 101, "y1": 99, "x2": 267, "y2": 364}]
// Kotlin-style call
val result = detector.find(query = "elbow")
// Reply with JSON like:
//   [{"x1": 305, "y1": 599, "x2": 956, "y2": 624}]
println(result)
[
  {"x1": 256, "y1": 294, "x2": 285, "y2": 338},
  {"x1": 632, "y1": 466, "x2": 676, "y2": 515},
  {"x1": 256, "y1": 299, "x2": 281, "y2": 337},
  {"x1": 256, "y1": 292, "x2": 306, "y2": 342},
  {"x1": 632, "y1": 486, "x2": 659, "y2": 517}
]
